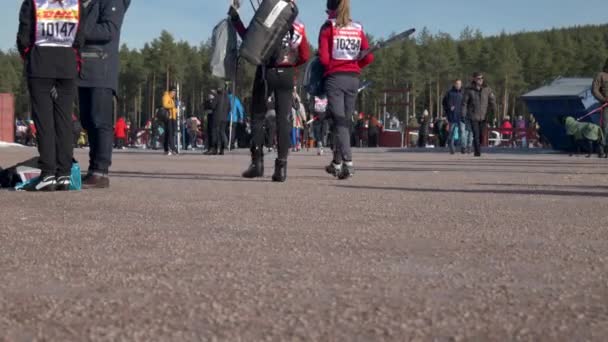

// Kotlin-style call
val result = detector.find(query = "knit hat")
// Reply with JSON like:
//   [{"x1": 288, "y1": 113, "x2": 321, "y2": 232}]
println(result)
[{"x1": 327, "y1": 0, "x2": 340, "y2": 10}]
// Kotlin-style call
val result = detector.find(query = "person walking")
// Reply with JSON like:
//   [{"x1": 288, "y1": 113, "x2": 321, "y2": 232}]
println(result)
[
  {"x1": 461, "y1": 72, "x2": 497, "y2": 157},
  {"x1": 17, "y1": 0, "x2": 85, "y2": 191},
  {"x1": 206, "y1": 87, "x2": 230, "y2": 155},
  {"x1": 230, "y1": 1, "x2": 310, "y2": 182},
  {"x1": 443, "y1": 79, "x2": 464, "y2": 154},
  {"x1": 319, "y1": 0, "x2": 374, "y2": 179}
]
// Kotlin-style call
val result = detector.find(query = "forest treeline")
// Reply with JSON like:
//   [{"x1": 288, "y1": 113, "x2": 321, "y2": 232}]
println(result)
[{"x1": 1, "y1": 23, "x2": 607, "y2": 124}]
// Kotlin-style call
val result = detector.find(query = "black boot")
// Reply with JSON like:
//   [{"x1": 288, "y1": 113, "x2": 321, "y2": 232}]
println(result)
[
  {"x1": 242, "y1": 147, "x2": 264, "y2": 178},
  {"x1": 272, "y1": 159, "x2": 287, "y2": 182},
  {"x1": 204, "y1": 147, "x2": 218, "y2": 155}
]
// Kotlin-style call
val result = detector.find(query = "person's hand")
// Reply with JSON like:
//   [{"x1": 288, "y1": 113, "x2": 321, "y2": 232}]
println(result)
[
  {"x1": 450, "y1": 106, "x2": 455, "y2": 111},
  {"x1": 228, "y1": 5, "x2": 239, "y2": 19}
]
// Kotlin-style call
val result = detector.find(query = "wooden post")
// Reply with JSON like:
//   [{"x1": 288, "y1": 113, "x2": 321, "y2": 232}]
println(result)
[{"x1": 151, "y1": 72, "x2": 156, "y2": 117}]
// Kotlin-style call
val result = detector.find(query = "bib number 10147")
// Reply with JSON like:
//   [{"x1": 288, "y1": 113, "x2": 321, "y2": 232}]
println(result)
[{"x1": 40, "y1": 22, "x2": 76, "y2": 38}]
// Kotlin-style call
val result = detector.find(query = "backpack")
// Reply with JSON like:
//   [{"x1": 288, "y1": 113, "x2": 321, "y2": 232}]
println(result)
[
  {"x1": 239, "y1": 0, "x2": 298, "y2": 65},
  {"x1": 210, "y1": 19, "x2": 238, "y2": 80},
  {"x1": 303, "y1": 56, "x2": 326, "y2": 97},
  {"x1": 156, "y1": 107, "x2": 169, "y2": 121}
]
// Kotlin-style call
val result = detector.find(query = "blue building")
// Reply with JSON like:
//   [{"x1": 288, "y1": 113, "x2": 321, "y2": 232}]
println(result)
[{"x1": 522, "y1": 77, "x2": 601, "y2": 151}]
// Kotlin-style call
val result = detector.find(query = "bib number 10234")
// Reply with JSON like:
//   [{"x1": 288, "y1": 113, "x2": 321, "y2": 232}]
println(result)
[
  {"x1": 40, "y1": 22, "x2": 76, "y2": 38},
  {"x1": 335, "y1": 38, "x2": 361, "y2": 52}
]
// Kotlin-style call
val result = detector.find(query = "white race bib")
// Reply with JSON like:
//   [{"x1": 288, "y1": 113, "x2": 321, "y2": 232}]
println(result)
[
  {"x1": 330, "y1": 20, "x2": 363, "y2": 61},
  {"x1": 34, "y1": 0, "x2": 80, "y2": 48}
]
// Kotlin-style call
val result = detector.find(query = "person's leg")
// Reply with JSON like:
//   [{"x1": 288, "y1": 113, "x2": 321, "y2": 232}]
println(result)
[
  {"x1": 341, "y1": 77, "x2": 358, "y2": 164},
  {"x1": 190, "y1": 131, "x2": 197, "y2": 148},
  {"x1": 448, "y1": 123, "x2": 456, "y2": 154},
  {"x1": 206, "y1": 113, "x2": 214, "y2": 150},
  {"x1": 211, "y1": 111, "x2": 222, "y2": 151},
  {"x1": 296, "y1": 128, "x2": 302, "y2": 149},
  {"x1": 220, "y1": 120, "x2": 228, "y2": 152},
  {"x1": 84, "y1": 88, "x2": 114, "y2": 173},
  {"x1": 270, "y1": 68, "x2": 295, "y2": 182},
  {"x1": 463, "y1": 120, "x2": 472, "y2": 153},
  {"x1": 321, "y1": 119, "x2": 329, "y2": 147},
  {"x1": 53, "y1": 79, "x2": 76, "y2": 180},
  {"x1": 243, "y1": 67, "x2": 268, "y2": 178},
  {"x1": 250, "y1": 68, "x2": 268, "y2": 150},
  {"x1": 471, "y1": 120, "x2": 482, "y2": 156},
  {"x1": 326, "y1": 75, "x2": 346, "y2": 166},
  {"x1": 602, "y1": 108, "x2": 608, "y2": 150},
  {"x1": 459, "y1": 121, "x2": 467, "y2": 153},
  {"x1": 271, "y1": 69, "x2": 294, "y2": 162},
  {"x1": 268, "y1": 119, "x2": 276, "y2": 148},
  {"x1": 163, "y1": 118, "x2": 170, "y2": 153},
  {"x1": 28, "y1": 78, "x2": 57, "y2": 177},
  {"x1": 291, "y1": 127, "x2": 297, "y2": 148},
  {"x1": 78, "y1": 88, "x2": 96, "y2": 170},
  {"x1": 171, "y1": 119, "x2": 178, "y2": 152}
]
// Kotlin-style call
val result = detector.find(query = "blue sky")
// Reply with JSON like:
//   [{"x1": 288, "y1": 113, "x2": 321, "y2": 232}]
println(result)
[{"x1": 2, "y1": 0, "x2": 607, "y2": 51}]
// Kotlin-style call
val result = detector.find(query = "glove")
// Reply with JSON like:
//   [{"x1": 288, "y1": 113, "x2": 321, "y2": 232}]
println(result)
[
  {"x1": 50, "y1": 87, "x2": 58, "y2": 100},
  {"x1": 228, "y1": 5, "x2": 239, "y2": 20}
]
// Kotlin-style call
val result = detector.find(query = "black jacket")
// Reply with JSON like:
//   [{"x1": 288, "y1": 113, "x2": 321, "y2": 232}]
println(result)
[
  {"x1": 16, "y1": 0, "x2": 85, "y2": 79},
  {"x1": 213, "y1": 92, "x2": 231, "y2": 122},
  {"x1": 442, "y1": 87, "x2": 463, "y2": 123},
  {"x1": 461, "y1": 83, "x2": 498, "y2": 122},
  {"x1": 78, "y1": 0, "x2": 130, "y2": 93}
]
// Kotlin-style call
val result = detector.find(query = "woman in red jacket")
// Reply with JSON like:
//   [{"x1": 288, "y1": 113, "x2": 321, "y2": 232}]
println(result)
[{"x1": 319, "y1": 0, "x2": 374, "y2": 179}]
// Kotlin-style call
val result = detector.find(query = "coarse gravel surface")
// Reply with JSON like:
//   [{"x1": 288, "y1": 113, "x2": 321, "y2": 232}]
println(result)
[{"x1": 1, "y1": 146, "x2": 608, "y2": 341}]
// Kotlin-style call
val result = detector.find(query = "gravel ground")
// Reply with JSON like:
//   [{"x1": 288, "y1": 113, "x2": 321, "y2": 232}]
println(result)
[{"x1": 1, "y1": 146, "x2": 608, "y2": 341}]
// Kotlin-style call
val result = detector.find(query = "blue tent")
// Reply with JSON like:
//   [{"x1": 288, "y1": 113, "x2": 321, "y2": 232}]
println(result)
[{"x1": 522, "y1": 77, "x2": 601, "y2": 150}]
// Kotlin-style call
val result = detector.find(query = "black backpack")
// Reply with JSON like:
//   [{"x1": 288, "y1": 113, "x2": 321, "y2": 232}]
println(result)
[{"x1": 156, "y1": 107, "x2": 169, "y2": 121}]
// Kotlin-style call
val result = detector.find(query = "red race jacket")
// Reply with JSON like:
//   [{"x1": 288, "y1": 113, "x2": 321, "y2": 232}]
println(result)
[{"x1": 318, "y1": 15, "x2": 374, "y2": 77}]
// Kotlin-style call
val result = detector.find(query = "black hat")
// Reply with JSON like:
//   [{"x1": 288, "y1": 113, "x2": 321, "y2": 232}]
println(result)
[
  {"x1": 327, "y1": 0, "x2": 340, "y2": 10},
  {"x1": 169, "y1": 87, "x2": 177, "y2": 92}
]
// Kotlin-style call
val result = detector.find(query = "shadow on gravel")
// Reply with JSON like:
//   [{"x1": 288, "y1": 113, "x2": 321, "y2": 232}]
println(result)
[
  {"x1": 374, "y1": 160, "x2": 608, "y2": 167},
  {"x1": 334, "y1": 185, "x2": 608, "y2": 198},
  {"x1": 476, "y1": 183, "x2": 608, "y2": 190},
  {"x1": 299, "y1": 166, "x2": 608, "y2": 176},
  {"x1": 110, "y1": 170, "x2": 263, "y2": 183},
  {"x1": 109, "y1": 170, "x2": 328, "y2": 182}
]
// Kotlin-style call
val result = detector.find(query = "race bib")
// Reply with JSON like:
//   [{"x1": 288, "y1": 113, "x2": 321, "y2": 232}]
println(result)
[
  {"x1": 331, "y1": 20, "x2": 363, "y2": 61},
  {"x1": 34, "y1": 0, "x2": 80, "y2": 48},
  {"x1": 276, "y1": 22, "x2": 305, "y2": 66}
]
